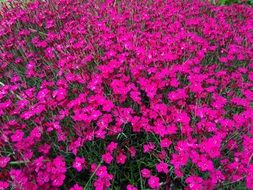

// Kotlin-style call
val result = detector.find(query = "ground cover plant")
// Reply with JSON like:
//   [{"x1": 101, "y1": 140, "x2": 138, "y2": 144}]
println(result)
[{"x1": 0, "y1": 0, "x2": 253, "y2": 189}]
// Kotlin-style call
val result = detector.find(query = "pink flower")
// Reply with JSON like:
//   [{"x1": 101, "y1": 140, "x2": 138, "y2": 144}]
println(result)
[
  {"x1": 171, "y1": 153, "x2": 189, "y2": 168},
  {"x1": 51, "y1": 174, "x2": 65, "y2": 187},
  {"x1": 73, "y1": 157, "x2": 86, "y2": 172},
  {"x1": 11, "y1": 130, "x2": 24, "y2": 142},
  {"x1": 93, "y1": 178, "x2": 105, "y2": 190},
  {"x1": 93, "y1": 174, "x2": 113, "y2": 190},
  {"x1": 160, "y1": 138, "x2": 172, "y2": 148},
  {"x1": 36, "y1": 171, "x2": 50, "y2": 185},
  {"x1": 37, "y1": 88, "x2": 49, "y2": 101},
  {"x1": 175, "y1": 112, "x2": 190, "y2": 125},
  {"x1": 158, "y1": 150, "x2": 167, "y2": 160},
  {"x1": 196, "y1": 156, "x2": 214, "y2": 172},
  {"x1": 127, "y1": 184, "x2": 138, "y2": 190},
  {"x1": 90, "y1": 110, "x2": 102, "y2": 121},
  {"x1": 128, "y1": 146, "x2": 136, "y2": 158},
  {"x1": 168, "y1": 89, "x2": 187, "y2": 101},
  {"x1": 143, "y1": 142, "x2": 155, "y2": 153},
  {"x1": 166, "y1": 125, "x2": 178, "y2": 134},
  {"x1": 130, "y1": 91, "x2": 141, "y2": 104},
  {"x1": 106, "y1": 142, "x2": 118, "y2": 153},
  {"x1": 95, "y1": 166, "x2": 111, "y2": 179},
  {"x1": 186, "y1": 176, "x2": 203, "y2": 190},
  {"x1": 38, "y1": 143, "x2": 51, "y2": 155},
  {"x1": 20, "y1": 111, "x2": 34, "y2": 120},
  {"x1": 0, "y1": 157, "x2": 10, "y2": 168},
  {"x1": 200, "y1": 135, "x2": 222, "y2": 158},
  {"x1": 156, "y1": 162, "x2": 169, "y2": 174},
  {"x1": 102, "y1": 100, "x2": 114, "y2": 112},
  {"x1": 148, "y1": 176, "x2": 160, "y2": 189},
  {"x1": 70, "y1": 184, "x2": 83, "y2": 190},
  {"x1": 246, "y1": 164, "x2": 253, "y2": 189},
  {"x1": 34, "y1": 156, "x2": 44, "y2": 172},
  {"x1": 10, "y1": 169, "x2": 28, "y2": 186},
  {"x1": 52, "y1": 156, "x2": 67, "y2": 173},
  {"x1": 30, "y1": 127, "x2": 42, "y2": 139},
  {"x1": 102, "y1": 153, "x2": 113, "y2": 164},
  {"x1": 116, "y1": 152, "x2": 127, "y2": 165},
  {"x1": 45, "y1": 47, "x2": 55, "y2": 59},
  {"x1": 141, "y1": 168, "x2": 151, "y2": 178},
  {"x1": 0, "y1": 181, "x2": 9, "y2": 190},
  {"x1": 52, "y1": 88, "x2": 67, "y2": 101}
]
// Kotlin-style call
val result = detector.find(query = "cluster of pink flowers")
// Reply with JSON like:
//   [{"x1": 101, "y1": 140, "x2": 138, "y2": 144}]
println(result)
[{"x1": 0, "y1": 0, "x2": 253, "y2": 189}]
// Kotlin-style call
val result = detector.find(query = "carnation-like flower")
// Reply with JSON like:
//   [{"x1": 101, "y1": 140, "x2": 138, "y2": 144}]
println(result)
[
  {"x1": 156, "y1": 162, "x2": 169, "y2": 174},
  {"x1": 73, "y1": 157, "x2": 86, "y2": 172},
  {"x1": 0, "y1": 157, "x2": 10, "y2": 168},
  {"x1": 102, "y1": 153, "x2": 113, "y2": 164},
  {"x1": 141, "y1": 168, "x2": 151, "y2": 178},
  {"x1": 148, "y1": 176, "x2": 160, "y2": 189}
]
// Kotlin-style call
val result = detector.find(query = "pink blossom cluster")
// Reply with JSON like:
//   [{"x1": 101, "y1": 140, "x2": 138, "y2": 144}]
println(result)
[{"x1": 0, "y1": 0, "x2": 253, "y2": 189}]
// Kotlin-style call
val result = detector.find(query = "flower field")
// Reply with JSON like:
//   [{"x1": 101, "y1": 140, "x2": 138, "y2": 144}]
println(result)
[{"x1": 0, "y1": 0, "x2": 253, "y2": 189}]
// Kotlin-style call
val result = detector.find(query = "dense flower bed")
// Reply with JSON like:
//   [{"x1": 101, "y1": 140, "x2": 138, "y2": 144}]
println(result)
[{"x1": 0, "y1": 0, "x2": 253, "y2": 189}]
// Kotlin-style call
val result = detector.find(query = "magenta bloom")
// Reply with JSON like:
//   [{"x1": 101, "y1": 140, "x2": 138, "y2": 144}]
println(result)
[
  {"x1": 143, "y1": 142, "x2": 155, "y2": 153},
  {"x1": 73, "y1": 157, "x2": 86, "y2": 172},
  {"x1": 116, "y1": 152, "x2": 127, "y2": 165},
  {"x1": 127, "y1": 184, "x2": 138, "y2": 190},
  {"x1": 106, "y1": 142, "x2": 118, "y2": 153},
  {"x1": 0, "y1": 157, "x2": 10, "y2": 168},
  {"x1": 70, "y1": 184, "x2": 83, "y2": 190},
  {"x1": 128, "y1": 146, "x2": 137, "y2": 158},
  {"x1": 160, "y1": 138, "x2": 172, "y2": 148},
  {"x1": 102, "y1": 153, "x2": 113, "y2": 164},
  {"x1": 148, "y1": 176, "x2": 160, "y2": 189},
  {"x1": 186, "y1": 176, "x2": 203, "y2": 190},
  {"x1": 156, "y1": 162, "x2": 169, "y2": 174},
  {"x1": 141, "y1": 168, "x2": 151, "y2": 178},
  {"x1": 0, "y1": 181, "x2": 9, "y2": 190},
  {"x1": 11, "y1": 130, "x2": 24, "y2": 142}
]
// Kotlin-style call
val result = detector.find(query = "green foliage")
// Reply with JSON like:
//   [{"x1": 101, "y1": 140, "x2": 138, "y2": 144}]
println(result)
[{"x1": 212, "y1": 0, "x2": 253, "y2": 5}]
